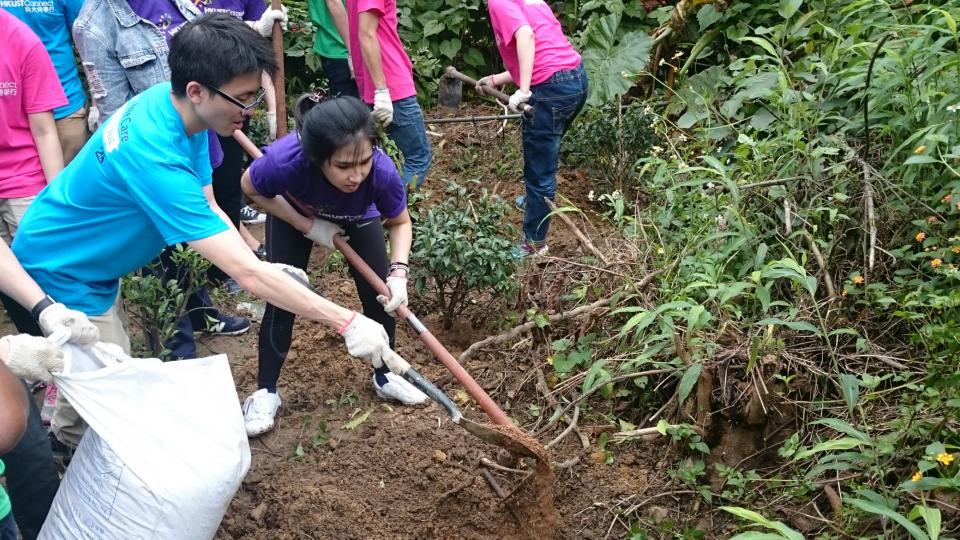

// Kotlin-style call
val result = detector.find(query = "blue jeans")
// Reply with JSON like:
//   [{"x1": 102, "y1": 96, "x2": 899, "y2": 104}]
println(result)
[
  {"x1": 0, "y1": 513, "x2": 18, "y2": 540},
  {"x1": 521, "y1": 63, "x2": 588, "y2": 244},
  {"x1": 385, "y1": 95, "x2": 432, "y2": 189}
]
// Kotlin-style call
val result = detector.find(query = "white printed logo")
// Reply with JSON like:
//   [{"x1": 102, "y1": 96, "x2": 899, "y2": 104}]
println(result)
[
  {"x1": 0, "y1": 82, "x2": 16, "y2": 97},
  {"x1": 0, "y1": 0, "x2": 55, "y2": 13}
]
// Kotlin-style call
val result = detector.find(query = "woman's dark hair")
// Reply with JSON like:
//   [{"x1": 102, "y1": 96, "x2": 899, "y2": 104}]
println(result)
[
  {"x1": 294, "y1": 94, "x2": 377, "y2": 165},
  {"x1": 169, "y1": 13, "x2": 276, "y2": 97}
]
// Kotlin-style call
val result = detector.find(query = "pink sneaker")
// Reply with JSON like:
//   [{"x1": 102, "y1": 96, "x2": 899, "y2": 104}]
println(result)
[{"x1": 41, "y1": 383, "x2": 58, "y2": 425}]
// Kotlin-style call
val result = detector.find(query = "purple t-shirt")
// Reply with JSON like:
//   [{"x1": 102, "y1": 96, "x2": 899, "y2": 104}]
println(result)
[
  {"x1": 248, "y1": 134, "x2": 406, "y2": 224},
  {"x1": 197, "y1": 0, "x2": 267, "y2": 21}
]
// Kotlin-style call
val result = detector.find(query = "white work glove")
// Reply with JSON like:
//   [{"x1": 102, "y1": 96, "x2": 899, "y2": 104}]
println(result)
[
  {"x1": 266, "y1": 112, "x2": 277, "y2": 141},
  {"x1": 304, "y1": 218, "x2": 344, "y2": 249},
  {"x1": 375, "y1": 276, "x2": 407, "y2": 317},
  {"x1": 273, "y1": 262, "x2": 308, "y2": 284},
  {"x1": 87, "y1": 106, "x2": 100, "y2": 133},
  {"x1": 508, "y1": 89, "x2": 532, "y2": 113},
  {"x1": 378, "y1": 348, "x2": 411, "y2": 376},
  {"x1": 338, "y1": 312, "x2": 390, "y2": 367},
  {"x1": 372, "y1": 87, "x2": 393, "y2": 127},
  {"x1": 253, "y1": 6, "x2": 288, "y2": 37},
  {"x1": 475, "y1": 75, "x2": 499, "y2": 96},
  {"x1": 1, "y1": 334, "x2": 63, "y2": 383},
  {"x1": 38, "y1": 303, "x2": 99, "y2": 346}
]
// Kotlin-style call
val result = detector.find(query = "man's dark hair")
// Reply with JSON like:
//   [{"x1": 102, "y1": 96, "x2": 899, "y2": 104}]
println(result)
[{"x1": 169, "y1": 13, "x2": 276, "y2": 97}]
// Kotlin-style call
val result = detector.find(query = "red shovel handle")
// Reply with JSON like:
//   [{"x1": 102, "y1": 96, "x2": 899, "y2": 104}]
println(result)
[{"x1": 232, "y1": 130, "x2": 512, "y2": 427}]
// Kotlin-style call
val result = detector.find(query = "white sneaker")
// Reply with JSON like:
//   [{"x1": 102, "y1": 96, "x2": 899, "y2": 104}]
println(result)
[
  {"x1": 373, "y1": 372, "x2": 428, "y2": 405},
  {"x1": 242, "y1": 389, "x2": 281, "y2": 437}
]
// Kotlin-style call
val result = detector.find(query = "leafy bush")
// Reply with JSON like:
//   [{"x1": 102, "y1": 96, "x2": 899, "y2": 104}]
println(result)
[
  {"x1": 410, "y1": 180, "x2": 518, "y2": 328},
  {"x1": 122, "y1": 245, "x2": 211, "y2": 359}
]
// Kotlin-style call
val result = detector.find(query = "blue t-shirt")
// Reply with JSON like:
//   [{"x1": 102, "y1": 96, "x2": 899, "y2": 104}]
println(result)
[
  {"x1": 12, "y1": 82, "x2": 229, "y2": 316},
  {"x1": 3, "y1": 0, "x2": 86, "y2": 119},
  {"x1": 248, "y1": 133, "x2": 406, "y2": 224}
]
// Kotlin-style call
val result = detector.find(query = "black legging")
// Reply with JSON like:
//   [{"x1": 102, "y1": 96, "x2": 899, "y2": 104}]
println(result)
[{"x1": 257, "y1": 215, "x2": 394, "y2": 392}]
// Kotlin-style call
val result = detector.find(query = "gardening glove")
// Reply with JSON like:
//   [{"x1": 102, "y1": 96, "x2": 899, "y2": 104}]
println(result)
[
  {"x1": 304, "y1": 218, "x2": 344, "y2": 250},
  {"x1": 266, "y1": 112, "x2": 277, "y2": 141},
  {"x1": 508, "y1": 89, "x2": 532, "y2": 113},
  {"x1": 372, "y1": 88, "x2": 393, "y2": 127},
  {"x1": 253, "y1": 6, "x2": 288, "y2": 37},
  {"x1": 273, "y1": 263, "x2": 309, "y2": 285},
  {"x1": 38, "y1": 303, "x2": 99, "y2": 347},
  {"x1": 475, "y1": 75, "x2": 498, "y2": 96},
  {"x1": 1, "y1": 334, "x2": 63, "y2": 383},
  {"x1": 87, "y1": 106, "x2": 99, "y2": 133},
  {"x1": 377, "y1": 348, "x2": 411, "y2": 376},
  {"x1": 375, "y1": 276, "x2": 407, "y2": 317},
  {"x1": 338, "y1": 312, "x2": 391, "y2": 367}
]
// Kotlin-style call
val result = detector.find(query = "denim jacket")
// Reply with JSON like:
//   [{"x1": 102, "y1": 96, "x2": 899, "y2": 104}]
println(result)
[{"x1": 72, "y1": 0, "x2": 199, "y2": 121}]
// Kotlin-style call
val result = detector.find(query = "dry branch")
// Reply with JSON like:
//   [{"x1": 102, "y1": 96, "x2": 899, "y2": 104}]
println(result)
[{"x1": 544, "y1": 197, "x2": 611, "y2": 265}]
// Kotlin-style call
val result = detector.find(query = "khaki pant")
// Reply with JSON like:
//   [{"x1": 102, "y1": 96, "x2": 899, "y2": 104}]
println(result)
[
  {"x1": 56, "y1": 106, "x2": 89, "y2": 166},
  {"x1": 0, "y1": 196, "x2": 35, "y2": 245},
  {"x1": 51, "y1": 289, "x2": 131, "y2": 447}
]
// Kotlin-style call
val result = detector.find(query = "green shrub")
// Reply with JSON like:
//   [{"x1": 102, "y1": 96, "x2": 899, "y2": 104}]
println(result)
[{"x1": 410, "y1": 180, "x2": 518, "y2": 328}]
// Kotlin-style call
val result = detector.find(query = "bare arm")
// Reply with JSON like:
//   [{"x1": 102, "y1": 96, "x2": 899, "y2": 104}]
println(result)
[
  {"x1": 28, "y1": 112, "x2": 64, "y2": 182},
  {"x1": 241, "y1": 169, "x2": 313, "y2": 233},
  {"x1": 383, "y1": 209, "x2": 412, "y2": 266},
  {"x1": 357, "y1": 10, "x2": 386, "y2": 89},
  {"x1": 0, "y1": 358, "x2": 29, "y2": 454},
  {"x1": 0, "y1": 240, "x2": 47, "y2": 310},
  {"x1": 326, "y1": 0, "x2": 350, "y2": 48},
  {"x1": 513, "y1": 25, "x2": 535, "y2": 92}
]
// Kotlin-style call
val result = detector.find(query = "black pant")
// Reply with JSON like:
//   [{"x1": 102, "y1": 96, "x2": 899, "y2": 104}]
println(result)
[
  {"x1": 0, "y1": 381, "x2": 60, "y2": 540},
  {"x1": 257, "y1": 215, "x2": 392, "y2": 391},
  {"x1": 320, "y1": 56, "x2": 360, "y2": 99}
]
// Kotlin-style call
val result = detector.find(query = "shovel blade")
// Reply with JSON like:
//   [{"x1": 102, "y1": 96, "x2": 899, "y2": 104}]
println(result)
[{"x1": 459, "y1": 418, "x2": 540, "y2": 459}]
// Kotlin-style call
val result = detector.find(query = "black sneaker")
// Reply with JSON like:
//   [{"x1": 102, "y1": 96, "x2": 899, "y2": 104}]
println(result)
[
  {"x1": 240, "y1": 205, "x2": 266, "y2": 225},
  {"x1": 202, "y1": 313, "x2": 251, "y2": 336}
]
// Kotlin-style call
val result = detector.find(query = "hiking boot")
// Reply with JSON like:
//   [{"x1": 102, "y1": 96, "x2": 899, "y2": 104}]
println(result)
[
  {"x1": 510, "y1": 240, "x2": 548, "y2": 260},
  {"x1": 240, "y1": 205, "x2": 266, "y2": 225},
  {"x1": 243, "y1": 389, "x2": 281, "y2": 437},
  {"x1": 203, "y1": 313, "x2": 251, "y2": 336},
  {"x1": 373, "y1": 372, "x2": 427, "y2": 405}
]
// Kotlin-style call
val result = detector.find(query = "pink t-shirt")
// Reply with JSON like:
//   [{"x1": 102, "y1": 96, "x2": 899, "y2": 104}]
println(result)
[
  {"x1": 487, "y1": 0, "x2": 581, "y2": 86},
  {"x1": 0, "y1": 9, "x2": 68, "y2": 198},
  {"x1": 346, "y1": 0, "x2": 417, "y2": 104}
]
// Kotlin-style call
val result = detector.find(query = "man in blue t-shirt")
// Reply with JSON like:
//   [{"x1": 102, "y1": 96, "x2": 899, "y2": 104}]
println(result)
[
  {"x1": 2, "y1": 0, "x2": 90, "y2": 164},
  {"x1": 10, "y1": 14, "x2": 408, "y2": 450}
]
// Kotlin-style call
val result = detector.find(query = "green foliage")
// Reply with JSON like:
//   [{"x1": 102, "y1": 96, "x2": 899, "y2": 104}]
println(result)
[
  {"x1": 577, "y1": 1, "x2": 654, "y2": 106},
  {"x1": 122, "y1": 245, "x2": 211, "y2": 359},
  {"x1": 410, "y1": 180, "x2": 518, "y2": 328}
]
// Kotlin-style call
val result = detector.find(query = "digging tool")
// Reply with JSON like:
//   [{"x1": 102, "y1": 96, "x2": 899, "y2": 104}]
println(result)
[
  {"x1": 444, "y1": 66, "x2": 533, "y2": 114},
  {"x1": 279, "y1": 268, "x2": 537, "y2": 458},
  {"x1": 270, "y1": 0, "x2": 286, "y2": 138}
]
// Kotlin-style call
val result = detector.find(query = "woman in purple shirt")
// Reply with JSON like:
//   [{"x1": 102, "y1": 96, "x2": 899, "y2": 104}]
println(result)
[{"x1": 239, "y1": 95, "x2": 426, "y2": 437}]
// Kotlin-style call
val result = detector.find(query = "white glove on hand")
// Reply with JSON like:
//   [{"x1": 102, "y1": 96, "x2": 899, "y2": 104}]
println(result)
[
  {"x1": 304, "y1": 218, "x2": 344, "y2": 249},
  {"x1": 508, "y1": 89, "x2": 532, "y2": 113},
  {"x1": 87, "y1": 106, "x2": 100, "y2": 133},
  {"x1": 475, "y1": 75, "x2": 498, "y2": 96},
  {"x1": 339, "y1": 312, "x2": 390, "y2": 367},
  {"x1": 273, "y1": 263, "x2": 309, "y2": 284},
  {"x1": 266, "y1": 112, "x2": 277, "y2": 141},
  {"x1": 372, "y1": 88, "x2": 393, "y2": 127},
  {"x1": 254, "y1": 6, "x2": 288, "y2": 37},
  {"x1": 378, "y1": 348, "x2": 411, "y2": 376},
  {"x1": 375, "y1": 276, "x2": 407, "y2": 317},
  {"x1": 1, "y1": 334, "x2": 63, "y2": 383},
  {"x1": 38, "y1": 303, "x2": 99, "y2": 346}
]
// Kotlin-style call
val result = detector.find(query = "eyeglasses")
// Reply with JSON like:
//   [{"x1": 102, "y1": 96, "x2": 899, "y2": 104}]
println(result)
[{"x1": 207, "y1": 85, "x2": 266, "y2": 112}]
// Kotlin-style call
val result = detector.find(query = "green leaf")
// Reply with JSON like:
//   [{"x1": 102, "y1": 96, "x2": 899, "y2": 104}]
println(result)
[
  {"x1": 740, "y1": 36, "x2": 779, "y2": 58},
  {"x1": 678, "y1": 362, "x2": 703, "y2": 403},
  {"x1": 778, "y1": 0, "x2": 802, "y2": 19},
  {"x1": 343, "y1": 408, "x2": 373, "y2": 430},
  {"x1": 582, "y1": 20, "x2": 653, "y2": 106},
  {"x1": 792, "y1": 437, "x2": 871, "y2": 461},
  {"x1": 720, "y1": 507, "x2": 804, "y2": 540},
  {"x1": 839, "y1": 374, "x2": 860, "y2": 414},
  {"x1": 463, "y1": 47, "x2": 485, "y2": 68},
  {"x1": 697, "y1": 4, "x2": 723, "y2": 31},
  {"x1": 911, "y1": 505, "x2": 941, "y2": 540},
  {"x1": 904, "y1": 155, "x2": 938, "y2": 165},
  {"x1": 755, "y1": 318, "x2": 822, "y2": 336},
  {"x1": 812, "y1": 418, "x2": 871, "y2": 443},
  {"x1": 847, "y1": 498, "x2": 929, "y2": 540}
]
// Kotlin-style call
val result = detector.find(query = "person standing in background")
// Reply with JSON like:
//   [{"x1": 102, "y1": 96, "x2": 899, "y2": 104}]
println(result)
[
  {"x1": 307, "y1": 0, "x2": 358, "y2": 99},
  {"x1": 2, "y1": 0, "x2": 90, "y2": 165}
]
